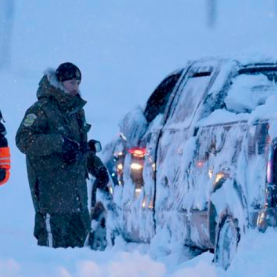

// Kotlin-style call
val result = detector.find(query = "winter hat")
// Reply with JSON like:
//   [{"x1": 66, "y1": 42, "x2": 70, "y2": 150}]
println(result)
[{"x1": 56, "y1": 62, "x2": 82, "y2": 82}]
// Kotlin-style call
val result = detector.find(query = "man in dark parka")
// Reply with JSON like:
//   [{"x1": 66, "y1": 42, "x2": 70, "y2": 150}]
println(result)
[{"x1": 16, "y1": 63, "x2": 109, "y2": 248}]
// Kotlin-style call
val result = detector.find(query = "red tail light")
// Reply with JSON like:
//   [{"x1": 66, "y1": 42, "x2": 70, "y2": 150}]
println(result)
[{"x1": 128, "y1": 147, "x2": 147, "y2": 158}]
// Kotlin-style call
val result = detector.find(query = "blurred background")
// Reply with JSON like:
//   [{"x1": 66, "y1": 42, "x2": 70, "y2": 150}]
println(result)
[{"x1": 1, "y1": 0, "x2": 277, "y2": 146}]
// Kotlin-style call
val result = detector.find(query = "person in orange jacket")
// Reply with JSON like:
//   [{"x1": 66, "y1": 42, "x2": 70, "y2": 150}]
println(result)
[{"x1": 0, "y1": 110, "x2": 11, "y2": 185}]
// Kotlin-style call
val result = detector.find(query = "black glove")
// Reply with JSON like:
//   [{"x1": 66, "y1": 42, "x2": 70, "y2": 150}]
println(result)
[
  {"x1": 0, "y1": 169, "x2": 6, "y2": 182},
  {"x1": 62, "y1": 137, "x2": 80, "y2": 164},
  {"x1": 88, "y1": 139, "x2": 102, "y2": 153},
  {"x1": 0, "y1": 135, "x2": 7, "y2": 148},
  {"x1": 0, "y1": 122, "x2": 7, "y2": 147},
  {"x1": 80, "y1": 142, "x2": 90, "y2": 154}
]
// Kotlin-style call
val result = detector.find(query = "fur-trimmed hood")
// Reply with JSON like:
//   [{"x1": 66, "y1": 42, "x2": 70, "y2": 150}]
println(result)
[
  {"x1": 44, "y1": 68, "x2": 67, "y2": 92},
  {"x1": 36, "y1": 68, "x2": 86, "y2": 113}
]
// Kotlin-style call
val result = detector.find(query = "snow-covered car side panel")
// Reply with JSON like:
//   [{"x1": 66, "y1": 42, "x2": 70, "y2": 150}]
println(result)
[
  {"x1": 106, "y1": 58, "x2": 277, "y2": 267},
  {"x1": 106, "y1": 68, "x2": 186, "y2": 241}
]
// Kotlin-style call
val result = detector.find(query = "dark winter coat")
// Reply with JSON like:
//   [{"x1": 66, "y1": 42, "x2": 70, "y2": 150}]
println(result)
[{"x1": 16, "y1": 70, "x2": 96, "y2": 214}]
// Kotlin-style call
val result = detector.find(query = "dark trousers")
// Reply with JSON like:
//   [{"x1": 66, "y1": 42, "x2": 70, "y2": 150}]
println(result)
[{"x1": 34, "y1": 209, "x2": 90, "y2": 248}]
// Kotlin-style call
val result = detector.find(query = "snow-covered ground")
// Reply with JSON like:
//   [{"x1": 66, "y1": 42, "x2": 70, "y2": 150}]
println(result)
[{"x1": 1, "y1": 0, "x2": 277, "y2": 276}]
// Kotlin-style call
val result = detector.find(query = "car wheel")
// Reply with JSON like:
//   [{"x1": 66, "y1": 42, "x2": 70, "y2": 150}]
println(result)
[{"x1": 214, "y1": 215, "x2": 240, "y2": 270}]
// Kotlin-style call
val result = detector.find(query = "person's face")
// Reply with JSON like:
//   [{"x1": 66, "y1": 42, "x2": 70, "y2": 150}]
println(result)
[{"x1": 62, "y1": 79, "x2": 81, "y2": 96}]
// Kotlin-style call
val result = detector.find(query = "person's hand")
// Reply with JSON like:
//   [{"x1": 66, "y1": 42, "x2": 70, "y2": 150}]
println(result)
[
  {"x1": 0, "y1": 168, "x2": 6, "y2": 182},
  {"x1": 62, "y1": 137, "x2": 80, "y2": 164},
  {"x1": 80, "y1": 142, "x2": 89, "y2": 154}
]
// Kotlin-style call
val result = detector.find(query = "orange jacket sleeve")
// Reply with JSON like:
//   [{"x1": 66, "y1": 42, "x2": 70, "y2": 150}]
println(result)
[{"x1": 0, "y1": 147, "x2": 11, "y2": 185}]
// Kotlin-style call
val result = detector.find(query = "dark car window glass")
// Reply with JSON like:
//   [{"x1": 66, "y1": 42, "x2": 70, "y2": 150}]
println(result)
[
  {"x1": 225, "y1": 70, "x2": 277, "y2": 114},
  {"x1": 168, "y1": 75, "x2": 211, "y2": 127},
  {"x1": 144, "y1": 71, "x2": 183, "y2": 124}
]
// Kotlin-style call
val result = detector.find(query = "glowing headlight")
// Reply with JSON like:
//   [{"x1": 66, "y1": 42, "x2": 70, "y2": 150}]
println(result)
[
  {"x1": 117, "y1": 163, "x2": 123, "y2": 170},
  {"x1": 135, "y1": 187, "x2": 142, "y2": 198},
  {"x1": 131, "y1": 163, "x2": 143, "y2": 170},
  {"x1": 257, "y1": 211, "x2": 266, "y2": 225},
  {"x1": 142, "y1": 199, "x2": 146, "y2": 208},
  {"x1": 208, "y1": 169, "x2": 213, "y2": 179},
  {"x1": 214, "y1": 172, "x2": 225, "y2": 184}
]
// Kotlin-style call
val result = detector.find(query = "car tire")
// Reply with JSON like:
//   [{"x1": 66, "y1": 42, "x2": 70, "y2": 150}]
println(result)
[{"x1": 214, "y1": 214, "x2": 240, "y2": 270}]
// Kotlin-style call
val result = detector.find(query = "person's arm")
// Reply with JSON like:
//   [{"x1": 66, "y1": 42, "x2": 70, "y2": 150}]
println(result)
[
  {"x1": 16, "y1": 107, "x2": 64, "y2": 157},
  {"x1": 0, "y1": 115, "x2": 10, "y2": 185},
  {"x1": 87, "y1": 151, "x2": 110, "y2": 209},
  {"x1": 87, "y1": 152, "x2": 109, "y2": 191}
]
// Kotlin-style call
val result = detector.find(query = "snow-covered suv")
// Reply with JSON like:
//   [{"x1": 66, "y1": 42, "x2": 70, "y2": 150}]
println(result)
[{"x1": 104, "y1": 57, "x2": 277, "y2": 269}]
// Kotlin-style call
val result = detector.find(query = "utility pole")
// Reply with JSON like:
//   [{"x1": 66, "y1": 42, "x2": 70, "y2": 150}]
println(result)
[
  {"x1": 207, "y1": 0, "x2": 217, "y2": 28},
  {"x1": 0, "y1": 0, "x2": 14, "y2": 71}
]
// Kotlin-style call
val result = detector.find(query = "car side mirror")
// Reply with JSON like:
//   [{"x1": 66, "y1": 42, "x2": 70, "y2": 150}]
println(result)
[
  {"x1": 88, "y1": 139, "x2": 102, "y2": 153},
  {"x1": 118, "y1": 106, "x2": 147, "y2": 147}
]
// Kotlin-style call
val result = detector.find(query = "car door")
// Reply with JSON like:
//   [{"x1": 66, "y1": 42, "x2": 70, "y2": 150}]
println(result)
[
  {"x1": 120, "y1": 69, "x2": 185, "y2": 242},
  {"x1": 154, "y1": 62, "x2": 220, "y2": 243}
]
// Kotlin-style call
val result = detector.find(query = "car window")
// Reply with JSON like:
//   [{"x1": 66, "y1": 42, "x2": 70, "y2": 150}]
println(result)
[
  {"x1": 225, "y1": 70, "x2": 277, "y2": 114},
  {"x1": 167, "y1": 74, "x2": 212, "y2": 128},
  {"x1": 144, "y1": 71, "x2": 183, "y2": 124}
]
